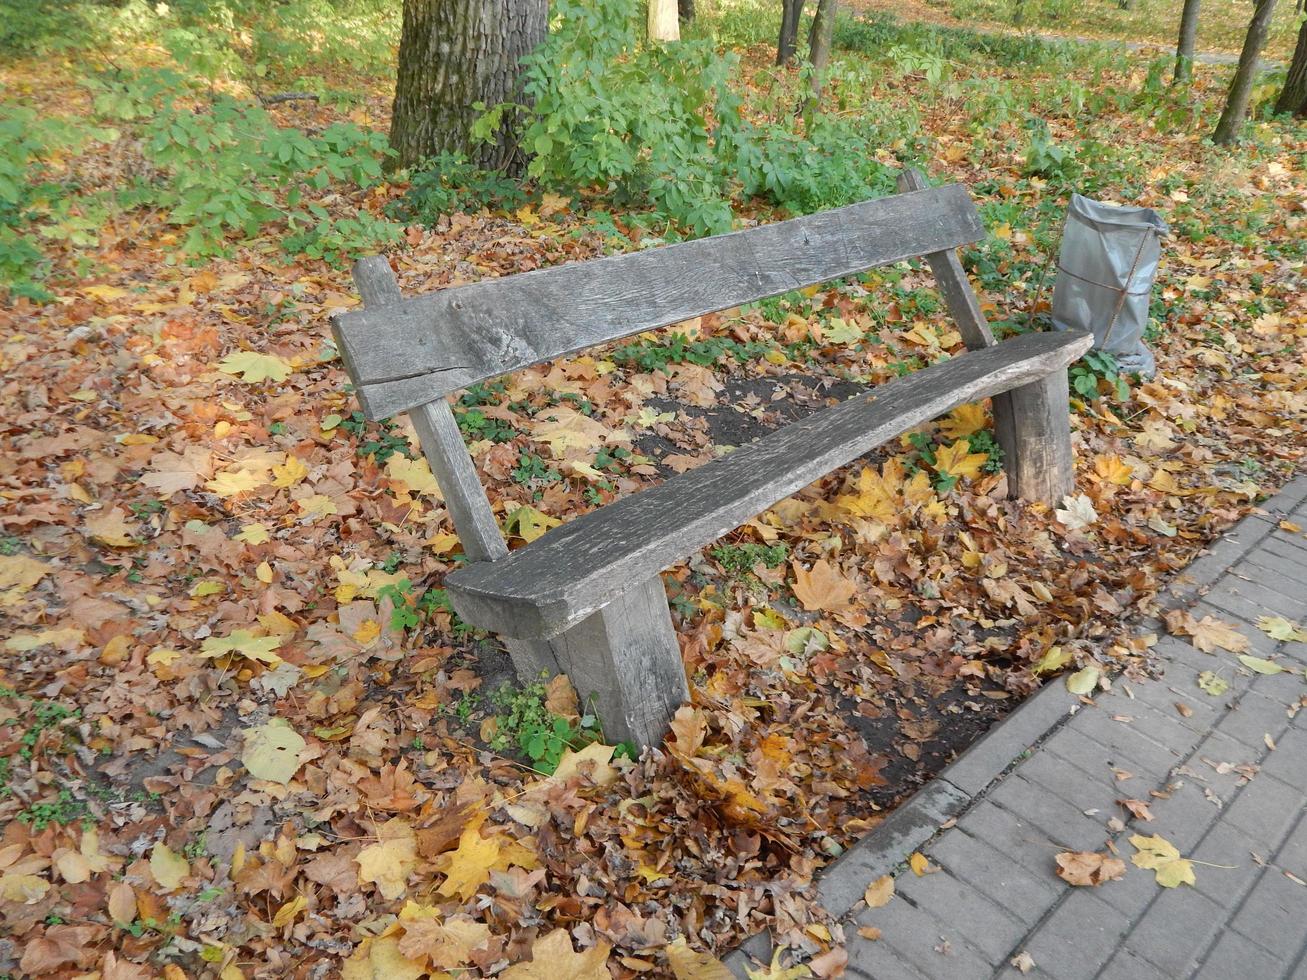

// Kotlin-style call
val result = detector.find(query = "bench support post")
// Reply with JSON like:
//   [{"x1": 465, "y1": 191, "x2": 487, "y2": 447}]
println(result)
[
  {"x1": 545, "y1": 577, "x2": 689, "y2": 748},
  {"x1": 898, "y1": 169, "x2": 1076, "y2": 507},
  {"x1": 350, "y1": 258, "x2": 559, "y2": 679}
]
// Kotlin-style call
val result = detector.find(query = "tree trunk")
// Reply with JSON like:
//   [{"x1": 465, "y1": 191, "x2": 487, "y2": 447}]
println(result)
[
  {"x1": 777, "y1": 0, "x2": 807, "y2": 65},
  {"x1": 649, "y1": 0, "x2": 680, "y2": 40},
  {"x1": 389, "y1": 0, "x2": 548, "y2": 172},
  {"x1": 1173, "y1": 0, "x2": 1201, "y2": 85},
  {"x1": 1212, "y1": 0, "x2": 1278, "y2": 145},
  {"x1": 1274, "y1": 15, "x2": 1307, "y2": 115},
  {"x1": 678, "y1": 0, "x2": 695, "y2": 22},
  {"x1": 802, "y1": 0, "x2": 837, "y2": 118}
]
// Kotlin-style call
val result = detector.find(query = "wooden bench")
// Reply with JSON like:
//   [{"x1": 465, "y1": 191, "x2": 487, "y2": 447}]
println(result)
[{"x1": 330, "y1": 169, "x2": 1092, "y2": 748}]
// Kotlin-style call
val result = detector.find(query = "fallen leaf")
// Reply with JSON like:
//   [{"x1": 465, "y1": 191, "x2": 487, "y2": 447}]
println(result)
[
  {"x1": 1055, "y1": 850, "x2": 1126, "y2": 886},
  {"x1": 1011, "y1": 951, "x2": 1036, "y2": 974},
  {"x1": 435, "y1": 823, "x2": 500, "y2": 901},
  {"x1": 665, "y1": 936, "x2": 733, "y2": 979},
  {"x1": 1197, "y1": 671, "x2": 1229, "y2": 696},
  {"x1": 1055, "y1": 493, "x2": 1098, "y2": 531},
  {"x1": 1066, "y1": 665, "x2": 1100, "y2": 695},
  {"x1": 1130, "y1": 834, "x2": 1195, "y2": 888},
  {"x1": 500, "y1": 928, "x2": 611, "y2": 980},
  {"x1": 150, "y1": 843, "x2": 189, "y2": 892},
  {"x1": 218, "y1": 350, "x2": 292, "y2": 383},
  {"x1": 864, "y1": 874, "x2": 894, "y2": 908},
  {"x1": 790, "y1": 559, "x2": 857, "y2": 611},
  {"x1": 1256, "y1": 616, "x2": 1307, "y2": 643},
  {"x1": 1238, "y1": 655, "x2": 1285, "y2": 675},
  {"x1": 908, "y1": 852, "x2": 933, "y2": 876},
  {"x1": 356, "y1": 819, "x2": 418, "y2": 900},
  {"x1": 241, "y1": 719, "x2": 307, "y2": 784}
]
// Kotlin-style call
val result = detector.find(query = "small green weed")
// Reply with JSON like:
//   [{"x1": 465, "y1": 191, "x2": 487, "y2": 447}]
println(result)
[
  {"x1": 1069, "y1": 349, "x2": 1130, "y2": 402},
  {"x1": 711, "y1": 542, "x2": 789, "y2": 578},
  {"x1": 487, "y1": 679, "x2": 607, "y2": 775}
]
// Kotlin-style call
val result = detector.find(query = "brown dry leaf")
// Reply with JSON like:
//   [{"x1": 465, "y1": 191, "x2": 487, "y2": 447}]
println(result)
[
  {"x1": 1118, "y1": 798, "x2": 1154, "y2": 822},
  {"x1": 790, "y1": 559, "x2": 858, "y2": 611},
  {"x1": 500, "y1": 929, "x2": 611, "y2": 980},
  {"x1": 1055, "y1": 850, "x2": 1127, "y2": 887},
  {"x1": 1167, "y1": 610, "x2": 1250, "y2": 654},
  {"x1": 1011, "y1": 951, "x2": 1036, "y2": 974},
  {"x1": 857, "y1": 926, "x2": 882, "y2": 941}
]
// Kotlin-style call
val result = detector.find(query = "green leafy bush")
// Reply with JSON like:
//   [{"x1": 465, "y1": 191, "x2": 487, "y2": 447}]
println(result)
[
  {"x1": 139, "y1": 94, "x2": 398, "y2": 258},
  {"x1": 515, "y1": 0, "x2": 743, "y2": 235},
  {"x1": 392, "y1": 153, "x2": 529, "y2": 224}
]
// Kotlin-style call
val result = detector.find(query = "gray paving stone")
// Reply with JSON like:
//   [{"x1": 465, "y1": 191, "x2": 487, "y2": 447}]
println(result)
[
  {"x1": 841, "y1": 934, "x2": 933, "y2": 980},
  {"x1": 1269, "y1": 528, "x2": 1307, "y2": 555},
  {"x1": 856, "y1": 893, "x2": 994, "y2": 980},
  {"x1": 815, "y1": 778, "x2": 971, "y2": 917},
  {"x1": 944, "y1": 681, "x2": 1075, "y2": 797},
  {"x1": 1193, "y1": 928, "x2": 1286, "y2": 980},
  {"x1": 1144, "y1": 778, "x2": 1224, "y2": 852},
  {"x1": 1092, "y1": 688, "x2": 1208, "y2": 761},
  {"x1": 1189, "y1": 601, "x2": 1283, "y2": 654},
  {"x1": 1021, "y1": 890, "x2": 1130, "y2": 980},
  {"x1": 1263, "y1": 536, "x2": 1307, "y2": 568},
  {"x1": 984, "y1": 773, "x2": 1115, "y2": 849},
  {"x1": 1186, "y1": 729, "x2": 1265, "y2": 804},
  {"x1": 1238, "y1": 545, "x2": 1307, "y2": 580},
  {"x1": 1230, "y1": 869, "x2": 1307, "y2": 962},
  {"x1": 1189, "y1": 819, "x2": 1279, "y2": 907},
  {"x1": 1059, "y1": 707, "x2": 1187, "y2": 777},
  {"x1": 894, "y1": 869, "x2": 1028, "y2": 964},
  {"x1": 1097, "y1": 947, "x2": 1171, "y2": 980},
  {"x1": 1014, "y1": 743, "x2": 1128, "y2": 819},
  {"x1": 1228, "y1": 560, "x2": 1307, "y2": 607},
  {"x1": 1122, "y1": 673, "x2": 1228, "y2": 735},
  {"x1": 930, "y1": 828, "x2": 1063, "y2": 922},
  {"x1": 1207, "y1": 577, "x2": 1307, "y2": 623},
  {"x1": 1151, "y1": 634, "x2": 1232, "y2": 675},
  {"x1": 1217, "y1": 690, "x2": 1294, "y2": 750},
  {"x1": 957, "y1": 797, "x2": 1105, "y2": 876},
  {"x1": 1223, "y1": 772, "x2": 1306, "y2": 847},
  {"x1": 1123, "y1": 883, "x2": 1225, "y2": 976},
  {"x1": 1274, "y1": 813, "x2": 1307, "y2": 877},
  {"x1": 1262, "y1": 725, "x2": 1307, "y2": 790}
]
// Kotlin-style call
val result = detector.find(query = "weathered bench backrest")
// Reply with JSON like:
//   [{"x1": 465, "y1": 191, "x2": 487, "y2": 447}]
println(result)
[{"x1": 331, "y1": 183, "x2": 985, "y2": 419}]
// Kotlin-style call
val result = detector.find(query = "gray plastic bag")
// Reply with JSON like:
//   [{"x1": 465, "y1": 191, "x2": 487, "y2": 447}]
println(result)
[{"x1": 1051, "y1": 194, "x2": 1168, "y2": 378}]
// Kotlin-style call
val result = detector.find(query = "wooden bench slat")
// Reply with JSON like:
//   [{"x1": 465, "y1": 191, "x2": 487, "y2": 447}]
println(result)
[
  {"x1": 332, "y1": 185, "x2": 985, "y2": 419},
  {"x1": 445, "y1": 329, "x2": 1092, "y2": 639}
]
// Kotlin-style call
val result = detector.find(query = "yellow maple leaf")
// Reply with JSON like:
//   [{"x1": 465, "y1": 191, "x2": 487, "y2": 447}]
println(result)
[
  {"x1": 397, "y1": 907, "x2": 491, "y2": 970},
  {"x1": 385, "y1": 455, "x2": 441, "y2": 497},
  {"x1": 6, "y1": 627, "x2": 86, "y2": 653},
  {"x1": 531, "y1": 407, "x2": 616, "y2": 457},
  {"x1": 272, "y1": 456, "x2": 309, "y2": 488},
  {"x1": 937, "y1": 403, "x2": 988, "y2": 440},
  {"x1": 217, "y1": 350, "x2": 292, "y2": 383},
  {"x1": 1094, "y1": 454, "x2": 1134, "y2": 486},
  {"x1": 500, "y1": 929, "x2": 612, "y2": 980},
  {"x1": 296, "y1": 494, "x2": 339, "y2": 519},
  {"x1": 834, "y1": 465, "x2": 899, "y2": 522},
  {"x1": 665, "y1": 936, "x2": 733, "y2": 979},
  {"x1": 0, "y1": 554, "x2": 50, "y2": 605},
  {"x1": 150, "y1": 843, "x2": 189, "y2": 892},
  {"x1": 236, "y1": 522, "x2": 272, "y2": 545},
  {"x1": 504, "y1": 505, "x2": 561, "y2": 543},
  {"x1": 932, "y1": 440, "x2": 989, "y2": 482},
  {"x1": 435, "y1": 824, "x2": 500, "y2": 901},
  {"x1": 342, "y1": 935, "x2": 425, "y2": 980},
  {"x1": 1130, "y1": 833, "x2": 1195, "y2": 888},
  {"x1": 206, "y1": 468, "x2": 265, "y2": 497},
  {"x1": 200, "y1": 629, "x2": 284, "y2": 664},
  {"x1": 356, "y1": 819, "x2": 418, "y2": 901}
]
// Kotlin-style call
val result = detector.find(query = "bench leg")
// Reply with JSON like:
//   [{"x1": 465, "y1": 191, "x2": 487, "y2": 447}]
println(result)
[
  {"x1": 545, "y1": 576, "x2": 689, "y2": 749},
  {"x1": 993, "y1": 370, "x2": 1076, "y2": 505}
]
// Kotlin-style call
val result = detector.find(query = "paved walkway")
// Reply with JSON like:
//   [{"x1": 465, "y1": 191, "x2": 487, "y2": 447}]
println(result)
[{"x1": 730, "y1": 476, "x2": 1307, "y2": 978}]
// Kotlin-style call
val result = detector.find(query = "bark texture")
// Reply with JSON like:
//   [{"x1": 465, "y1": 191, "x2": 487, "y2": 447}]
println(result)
[
  {"x1": 1212, "y1": 0, "x2": 1278, "y2": 145},
  {"x1": 648, "y1": 0, "x2": 680, "y2": 40},
  {"x1": 777, "y1": 0, "x2": 807, "y2": 65},
  {"x1": 803, "y1": 0, "x2": 837, "y2": 117},
  {"x1": 1173, "y1": 0, "x2": 1201, "y2": 85},
  {"x1": 389, "y1": 0, "x2": 547, "y2": 171},
  {"x1": 1274, "y1": 15, "x2": 1307, "y2": 116}
]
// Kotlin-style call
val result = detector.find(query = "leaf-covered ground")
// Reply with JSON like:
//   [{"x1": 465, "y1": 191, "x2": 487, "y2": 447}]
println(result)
[{"x1": 2, "y1": 5, "x2": 1306, "y2": 979}]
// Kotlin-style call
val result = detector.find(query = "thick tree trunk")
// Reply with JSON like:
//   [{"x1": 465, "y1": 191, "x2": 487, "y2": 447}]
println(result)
[
  {"x1": 1274, "y1": 15, "x2": 1307, "y2": 115},
  {"x1": 1212, "y1": 0, "x2": 1278, "y2": 145},
  {"x1": 389, "y1": 0, "x2": 548, "y2": 172},
  {"x1": 802, "y1": 0, "x2": 837, "y2": 117},
  {"x1": 777, "y1": 0, "x2": 807, "y2": 65},
  {"x1": 1173, "y1": 0, "x2": 1201, "y2": 85},
  {"x1": 649, "y1": 0, "x2": 680, "y2": 40}
]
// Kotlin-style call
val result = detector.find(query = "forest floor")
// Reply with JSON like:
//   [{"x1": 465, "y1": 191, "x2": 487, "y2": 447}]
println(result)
[{"x1": 1, "y1": 2, "x2": 1305, "y2": 978}]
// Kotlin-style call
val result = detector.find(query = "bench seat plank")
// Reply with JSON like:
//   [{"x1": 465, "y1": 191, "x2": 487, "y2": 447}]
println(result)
[
  {"x1": 332, "y1": 184, "x2": 985, "y2": 419},
  {"x1": 446, "y1": 329, "x2": 1092, "y2": 639}
]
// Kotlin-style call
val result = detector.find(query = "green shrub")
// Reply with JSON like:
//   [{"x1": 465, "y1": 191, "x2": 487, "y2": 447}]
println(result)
[{"x1": 392, "y1": 153, "x2": 529, "y2": 224}]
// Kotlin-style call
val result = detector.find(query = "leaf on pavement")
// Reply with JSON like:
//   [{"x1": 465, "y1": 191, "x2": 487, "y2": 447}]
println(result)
[
  {"x1": 1130, "y1": 833, "x2": 1195, "y2": 888},
  {"x1": 1238, "y1": 655, "x2": 1286, "y2": 675},
  {"x1": 1256, "y1": 615, "x2": 1307, "y2": 643},
  {"x1": 665, "y1": 936, "x2": 734, "y2": 979},
  {"x1": 864, "y1": 874, "x2": 894, "y2": 908},
  {"x1": 1055, "y1": 850, "x2": 1126, "y2": 887}
]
